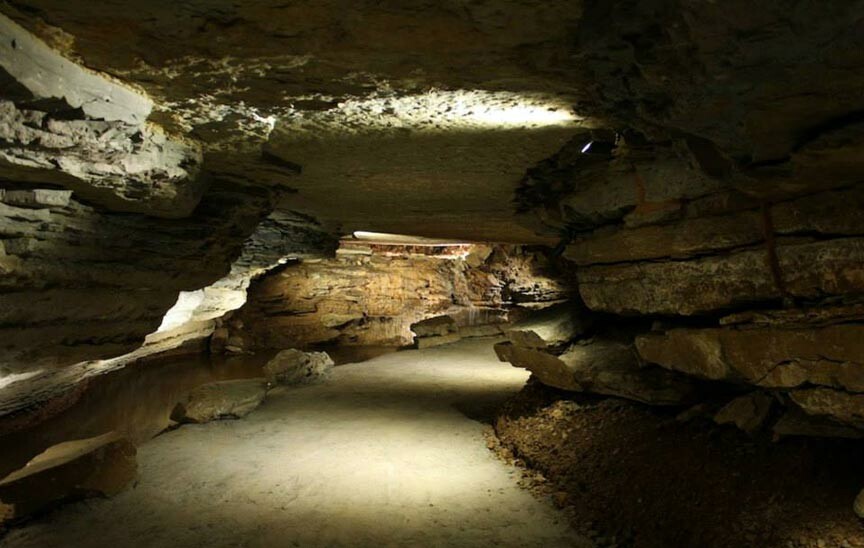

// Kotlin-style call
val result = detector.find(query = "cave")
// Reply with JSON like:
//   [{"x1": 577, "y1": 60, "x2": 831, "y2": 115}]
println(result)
[{"x1": 2, "y1": 2, "x2": 864, "y2": 547}]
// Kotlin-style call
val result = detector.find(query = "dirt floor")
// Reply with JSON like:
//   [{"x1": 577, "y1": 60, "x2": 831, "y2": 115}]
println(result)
[
  {"x1": 492, "y1": 379, "x2": 864, "y2": 548},
  {"x1": 0, "y1": 339, "x2": 588, "y2": 548}
]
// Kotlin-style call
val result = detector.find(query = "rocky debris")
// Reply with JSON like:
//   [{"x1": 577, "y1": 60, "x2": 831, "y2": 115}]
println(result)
[
  {"x1": 171, "y1": 379, "x2": 268, "y2": 423},
  {"x1": 494, "y1": 380, "x2": 864, "y2": 547},
  {"x1": 496, "y1": 339, "x2": 696, "y2": 406},
  {"x1": 0, "y1": 432, "x2": 136, "y2": 526},
  {"x1": 713, "y1": 393, "x2": 774, "y2": 433},
  {"x1": 504, "y1": 303, "x2": 590, "y2": 350},
  {"x1": 263, "y1": 349, "x2": 333, "y2": 385}
]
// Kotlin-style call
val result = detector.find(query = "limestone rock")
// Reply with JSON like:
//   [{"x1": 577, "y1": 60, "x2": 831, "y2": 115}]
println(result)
[
  {"x1": 229, "y1": 245, "x2": 562, "y2": 351},
  {"x1": 263, "y1": 349, "x2": 333, "y2": 385},
  {"x1": 855, "y1": 489, "x2": 864, "y2": 519},
  {"x1": 713, "y1": 393, "x2": 773, "y2": 433},
  {"x1": 636, "y1": 324, "x2": 864, "y2": 392},
  {"x1": 578, "y1": 247, "x2": 776, "y2": 316},
  {"x1": 579, "y1": 237, "x2": 864, "y2": 315},
  {"x1": 0, "y1": 432, "x2": 136, "y2": 525},
  {"x1": 411, "y1": 316, "x2": 458, "y2": 338},
  {"x1": 566, "y1": 211, "x2": 763, "y2": 266},
  {"x1": 171, "y1": 379, "x2": 268, "y2": 423},
  {"x1": 505, "y1": 303, "x2": 590, "y2": 350},
  {"x1": 495, "y1": 339, "x2": 696, "y2": 406},
  {"x1": 772, "y1": 408, "x2": 864, "y2": 440},
  {"x1": 789, "y1": 388, "x2": 864, "y2": 428}
]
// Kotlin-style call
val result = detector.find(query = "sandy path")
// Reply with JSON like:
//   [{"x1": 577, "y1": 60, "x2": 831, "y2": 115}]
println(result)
[{"x1": 1, "y1": 338, "x2": 589, "y2": 548}]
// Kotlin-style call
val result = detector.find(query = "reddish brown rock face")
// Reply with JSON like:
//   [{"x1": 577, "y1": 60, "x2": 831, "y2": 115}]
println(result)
[{"x1": 224, "y1": 245, "x2": 570, "y2": 351}]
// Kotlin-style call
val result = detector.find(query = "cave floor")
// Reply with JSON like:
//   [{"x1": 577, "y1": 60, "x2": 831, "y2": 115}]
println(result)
[{"x1": 0, "y1": 338, "x2": 589, "y2": 548}]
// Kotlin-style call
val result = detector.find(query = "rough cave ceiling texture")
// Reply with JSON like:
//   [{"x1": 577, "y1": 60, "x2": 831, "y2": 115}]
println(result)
[{"x1": 2, "y1": 0, "x2": 864, "y2": 428}]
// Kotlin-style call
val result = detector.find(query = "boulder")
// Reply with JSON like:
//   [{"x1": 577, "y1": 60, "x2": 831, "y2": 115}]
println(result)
[
  {"x1": 855, "y1": 489, "x2": 864, "y2": 520},
  {"x1": 505, "y1": 303, "x2": 591, "y2": 350},
  {"x1": 495, "y1": 339, "x2": 696, "y2": 406},
  {"x1": 0, "y1": 432, "x2": 136, "y2": 526},
  {"x1": 171, "y1": 379, "x2": 268, "y2": 423},
  {"x1": 713, "y1": 393, "x2": 773, "y2": 433},
  {"x1": 789, "y1": 388, "x2": 864, "y2": 428},
  {"x1": 263, "y1": 349, "x2": 334, "y2": 385},
  {"x1": 636, "y1": 324, "x2": 864, "y2": 392}
]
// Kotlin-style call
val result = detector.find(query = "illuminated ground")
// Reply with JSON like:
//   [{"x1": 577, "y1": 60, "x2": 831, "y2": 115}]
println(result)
[{"x1": 1, "y1": 338, "x2": 588, "y2": 548}]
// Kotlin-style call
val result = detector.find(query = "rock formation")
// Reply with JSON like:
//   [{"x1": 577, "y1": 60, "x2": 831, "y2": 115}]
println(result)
[
  {"x1": 410, "y1": 316, "x2": 461, "y2": 349},
  {"x1": 263, "y1": 350, "x2": 334, "y2": 385},
  {"x1": 0, "y1": 432, "x2": 136, "y2": 526},
  {"x1": 171, "y1": 379, "x2": 269, "y2": 423},
  {"x1": 224, "y1": 244, "x2": 570, "y2": 351},
  {"x1": 495, "y1": 308, "x2": 698, "y2": 406}
]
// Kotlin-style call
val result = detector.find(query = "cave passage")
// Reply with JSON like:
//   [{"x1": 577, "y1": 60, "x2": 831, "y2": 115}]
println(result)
[
  {"x1": 4, "y1": 3, "x2": 864, "y2": 547},
  {"x1": 0, "y1": 339, "x2": 587, "y2": 548}
]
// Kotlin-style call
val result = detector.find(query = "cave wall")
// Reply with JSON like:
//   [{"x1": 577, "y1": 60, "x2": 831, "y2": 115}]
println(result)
[{"x1": 222, "y1": 245, "x2": 572, "y2": 351}]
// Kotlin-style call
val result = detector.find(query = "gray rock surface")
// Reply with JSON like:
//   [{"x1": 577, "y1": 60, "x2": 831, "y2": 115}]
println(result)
[
  {"x1": 505, "y1": 303, "x2": 590, "y2": 350},
  {"x1": 495, "y1": 339, "x2": 696, "y2": 406},
  {"x1": 263, "y1": 350, "x2": 334, "y2": 386},
  {"x1": 171, "y1": 379, "x2": 268, "y2": 423}
]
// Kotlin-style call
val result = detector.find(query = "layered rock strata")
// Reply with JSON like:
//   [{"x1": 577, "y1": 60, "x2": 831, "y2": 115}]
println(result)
[
  {"x1": 495, "y1": 307, "x2": 697, "y2": 406},
  {"x1": 224, "y1": 245, "x2": 570, "y2": 351}
]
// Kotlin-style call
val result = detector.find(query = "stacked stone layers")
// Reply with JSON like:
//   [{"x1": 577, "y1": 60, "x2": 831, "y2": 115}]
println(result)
[{"x1": 224, "y1": 245, "x2": 570, "y2": 351}]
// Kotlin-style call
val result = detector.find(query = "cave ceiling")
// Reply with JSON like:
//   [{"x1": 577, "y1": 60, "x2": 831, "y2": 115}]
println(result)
[{"x1": 4, "y1": 1, "x2": 864, "y2": 239}]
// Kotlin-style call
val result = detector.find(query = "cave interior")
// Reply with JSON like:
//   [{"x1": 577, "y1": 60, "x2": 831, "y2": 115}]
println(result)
[{"x1": 2, "y1": 2, "x2": 864, "y2": 547}]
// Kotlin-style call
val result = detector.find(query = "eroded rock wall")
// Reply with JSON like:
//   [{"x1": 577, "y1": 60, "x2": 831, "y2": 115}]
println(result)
[{"x1": 222, "y1": 245, "x2": 571, "y2": 351}]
